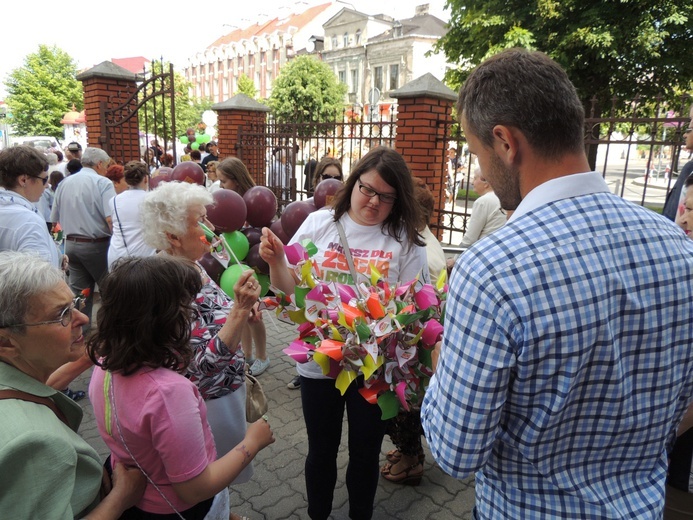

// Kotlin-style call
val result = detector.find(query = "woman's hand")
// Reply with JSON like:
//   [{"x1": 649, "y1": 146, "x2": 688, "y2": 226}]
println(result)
[
  {"x1": 233, "y1": 269, "x2": 261, "y2": 312},
  {"x1": 246, "y1": 416, "x2": 276, "y2": 451},
  {"x1": 259, "y1": 227, "x2": 286, "y2": 268},
  {"x1": 108, "y1": 462, "x2": 146, "y2": 510}
]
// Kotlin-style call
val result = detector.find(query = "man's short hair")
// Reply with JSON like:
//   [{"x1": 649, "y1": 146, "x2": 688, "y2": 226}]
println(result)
[{"x1": 457, "y1": 49, "x2": 585, "y2": 159}]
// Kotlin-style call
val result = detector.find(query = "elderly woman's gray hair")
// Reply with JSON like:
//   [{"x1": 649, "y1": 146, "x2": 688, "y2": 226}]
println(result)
[
  {"x1": 81, "y1": 147, "x2": 110, "y2": 168},
  {"x1": 0, "y1": 251, "x2": 65, "y2": 333},
  {"x1": 140, "y1": 181, "x2": 214, "y2": 251}
]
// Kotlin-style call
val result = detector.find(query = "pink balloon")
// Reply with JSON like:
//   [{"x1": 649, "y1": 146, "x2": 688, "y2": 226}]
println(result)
[
  {"x1": 206, "y1": 189, "x2": 247, "y2": 233},
  {"x1": 313, "y1": 178, "x2": 343, "y2": 209},
  {"x1": 281, "y1": 201, "x2": 316, "y2": 239},
  {"x1": 270, "y1": 219, "x2": 290, "y2": 245},
  {"x1": 243, "y1": 186, "x2": 278, "y2": 228},
  {"x1": 246, "y1": 243, "x2": 269, "y2": 275},
  {"x1": 171, "y1": 162, "x2": 205, "y2": 185}
]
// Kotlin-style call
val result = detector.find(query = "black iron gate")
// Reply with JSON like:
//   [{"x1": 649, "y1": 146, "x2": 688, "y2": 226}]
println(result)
[{"x1": 101, "y1": 60, "x2": 176, "y2": 164}]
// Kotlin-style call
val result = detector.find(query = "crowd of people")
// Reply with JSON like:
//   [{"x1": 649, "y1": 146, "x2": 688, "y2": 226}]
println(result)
[{"x1": 0, "y1": 49, "x2": 692, "y2": 520}]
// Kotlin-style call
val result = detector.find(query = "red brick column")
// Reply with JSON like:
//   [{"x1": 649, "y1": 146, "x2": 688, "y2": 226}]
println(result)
[
  {"x1": 391, "y1": 74, "x2": 457, "y2": 239},
  {"x1": 212, "y1": 94, "x2": 270, "y2": 186},
  {"x1": 77, "y1": 62, "x2": 139, "y2": 163}
]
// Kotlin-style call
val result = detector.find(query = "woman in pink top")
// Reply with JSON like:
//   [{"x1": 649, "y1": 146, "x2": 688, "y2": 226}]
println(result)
[{"x1": 88, "y1": 256, "x2": 274, "y2": 519}]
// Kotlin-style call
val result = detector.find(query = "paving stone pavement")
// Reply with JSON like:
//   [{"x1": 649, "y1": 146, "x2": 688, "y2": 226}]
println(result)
[{"x1": 73, "y1": 311, "x2": 475, "y2": 520}]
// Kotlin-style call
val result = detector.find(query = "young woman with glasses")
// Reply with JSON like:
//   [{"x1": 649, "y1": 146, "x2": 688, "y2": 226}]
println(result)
[{"x1": 259, "y1": 146, "x2": 429, "y2": 520}]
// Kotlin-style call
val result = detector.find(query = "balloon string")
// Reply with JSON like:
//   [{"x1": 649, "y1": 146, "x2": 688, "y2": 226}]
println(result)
[{"x1": 265, "y1": 308, "x2": 280, "y2": 335}]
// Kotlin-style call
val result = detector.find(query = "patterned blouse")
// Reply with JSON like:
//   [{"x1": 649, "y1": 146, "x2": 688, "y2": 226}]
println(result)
[{"x1": 185, "y1": 266, "x2": 246, "y2": 400}]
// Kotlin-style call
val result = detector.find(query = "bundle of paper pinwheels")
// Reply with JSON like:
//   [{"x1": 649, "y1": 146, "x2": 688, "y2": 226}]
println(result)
[{"x1": 262, "y1": 240, "x2": 447, "y2": 420}]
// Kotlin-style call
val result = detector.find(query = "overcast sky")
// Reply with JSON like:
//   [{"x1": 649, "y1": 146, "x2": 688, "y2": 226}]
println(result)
[{"x1": 0, "y1": 0, "x2": 449, "y2": 98}]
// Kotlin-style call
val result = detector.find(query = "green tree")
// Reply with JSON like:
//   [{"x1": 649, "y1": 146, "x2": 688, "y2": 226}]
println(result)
[
  {"x1": 141, "y1": 61, "x2": 213, "y2": 145},
  {"x1": 269, "y1": 55, "x2": 347, "y2": 128},
  {"x1": 237, "y1": 73, "x2": 258, "y2": 99},
  {"x1": 4, "y1": 45, "x2": 82, "y2": 138},
  {"x1": 438, "y1": 0, "x2": 693, "y2": 111}
]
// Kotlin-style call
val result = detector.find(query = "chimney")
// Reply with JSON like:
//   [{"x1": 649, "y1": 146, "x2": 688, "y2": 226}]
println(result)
[{"x1": 415, "y1": 4, "x2": 429, "y2": 16}]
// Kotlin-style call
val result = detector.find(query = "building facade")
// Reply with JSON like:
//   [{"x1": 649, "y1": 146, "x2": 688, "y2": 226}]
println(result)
[{"x1": 184, "y1": 2, "x2": 449, "y2": 115}]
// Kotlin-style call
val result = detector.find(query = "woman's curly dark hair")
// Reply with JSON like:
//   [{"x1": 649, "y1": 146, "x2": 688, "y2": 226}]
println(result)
[{"x1": 87, "y1": 256, "x2": 202, "y2": 376}]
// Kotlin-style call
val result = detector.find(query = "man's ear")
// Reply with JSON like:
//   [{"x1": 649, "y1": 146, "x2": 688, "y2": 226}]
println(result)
[{"x1": 491, "y1": 125, "x2": 521, "y2": 165}]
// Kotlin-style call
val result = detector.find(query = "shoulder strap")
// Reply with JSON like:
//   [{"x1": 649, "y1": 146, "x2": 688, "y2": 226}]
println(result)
[
  {"x1": 335, "y1": 220, "x2": 359, "y2": 284},
  {"x1": 0, "y1": 389, "x2": 69, "y2": 427},
  {"x1": 113, "y1": 197, "x2": 129, "y2": 254}
]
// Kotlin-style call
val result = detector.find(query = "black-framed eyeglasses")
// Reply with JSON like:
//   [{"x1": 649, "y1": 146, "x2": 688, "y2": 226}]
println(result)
[
  {"x1": 1, "y1": 297, "x2": 86, "y2": 329},
  {"x1": 357, "y1": 182, "x2": 396, "y2": 204},
  {"x1": 321, "y1": 173, "x2": 342, "y2": 181},
  {"x1": 29, "y1": 174, "x2": 49, "y2": 185}
]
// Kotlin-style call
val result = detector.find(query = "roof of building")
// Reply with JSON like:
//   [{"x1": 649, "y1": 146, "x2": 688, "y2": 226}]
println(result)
[
  {"x1": 111, "y1": 57, "x2": 151, "y2": 74},
  {"x1": 367, "y1": 13, "x2": 447, "y2": 43},
  {"x1": 208, "y1": 2, "x2": 332, "y2": 48}
]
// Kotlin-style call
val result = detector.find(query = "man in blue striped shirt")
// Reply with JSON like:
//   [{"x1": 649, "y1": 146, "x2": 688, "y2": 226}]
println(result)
[{"x1": 421, "y1": 49, "x2": 693, "y2": 519}]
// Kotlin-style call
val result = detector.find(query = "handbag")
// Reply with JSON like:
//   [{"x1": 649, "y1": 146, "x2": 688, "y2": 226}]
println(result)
[{"x1": 245, "y1": 367, "x2": 268, "y2": 423}]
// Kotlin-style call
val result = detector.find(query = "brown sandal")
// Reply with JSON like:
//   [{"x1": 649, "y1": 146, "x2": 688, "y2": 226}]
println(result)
[
  {"x1": 385, "y1": 449, "x2": 425, "y2": 464},
  {"x1": 381, "y1": 461, "x2": 424, "y2": 486}
]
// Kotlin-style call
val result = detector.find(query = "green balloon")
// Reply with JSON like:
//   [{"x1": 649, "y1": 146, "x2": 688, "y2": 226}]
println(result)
[
  {"x1": 219, "y1": 264, "x2": 247, "y2": 296},
  {"x1": 191, "y1": 142, "x2": 200, "y2": 151},
  {"x1": 256, "y1": 273, "x2": 270, "y2": 297},
  {"x1": 180, "y1": 136, "x2": 189, "y2": 144},
  {"x1": 199, "y1": 133, "x2": 212, "y2": 144},
  {"x1": 222, "y1": 231, "x2": 249, "y2": 263}
]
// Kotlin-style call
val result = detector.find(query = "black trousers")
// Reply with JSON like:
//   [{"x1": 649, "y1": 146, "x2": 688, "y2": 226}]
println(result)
[{"x1": 300, "y1": 376, "x2": 387, "y2": 520}]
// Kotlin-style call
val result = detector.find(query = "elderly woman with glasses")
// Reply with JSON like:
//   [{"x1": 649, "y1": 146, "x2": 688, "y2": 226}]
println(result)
[
  {"x1": 260, "y1": 146, "x2": 429, "y2": 520},
  {"x1": 0, "y1": 251, "x2": 145, "y2": 518},
  {"x1": 139, "y1": 181, "x2": 262, "y2": 491},
  {"x1": 0, "y1": 146, "x2": 61, "y2": 268}
]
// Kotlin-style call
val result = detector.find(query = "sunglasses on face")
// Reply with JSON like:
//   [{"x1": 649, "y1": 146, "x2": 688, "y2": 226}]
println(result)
[{"x1": 321, "y1": 173, "x2": 342, "y2": 180}]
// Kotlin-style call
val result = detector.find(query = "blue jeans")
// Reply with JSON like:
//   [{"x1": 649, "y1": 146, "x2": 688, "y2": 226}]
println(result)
[{"x1": 300, "y1": 376, "x2": 387, "y2": 520}]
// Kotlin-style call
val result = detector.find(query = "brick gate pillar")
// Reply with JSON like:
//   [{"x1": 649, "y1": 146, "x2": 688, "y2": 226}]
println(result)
[
  {"x1": 212, "y1": 94, "x2": 270, "y2": 186},
  {"x1": 391, "y1": 74, "x2": 457, "y2": 239},
  {"x1": 77, "y1": 61, "x2": 140, "y2": 163}
]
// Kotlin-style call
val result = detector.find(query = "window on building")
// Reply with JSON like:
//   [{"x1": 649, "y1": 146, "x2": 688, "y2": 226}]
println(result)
[
  {"x1": 338, "y1": 70, "x2": 346, "y2": 85},
  {"x1": 273, "y1": 49, "x2": 279, "y2": 64},
  {"x1": 343, "y1": 33, "x2": 349, "y2": 47},
  {"x1": 350, "y1": 69, "x2": 358, "y2": 94},
  {"x1": 374, "y1": 66, "x2": 383, "y2": 91},
  {"x1": 355, "y1": 29, "x2": 362, "y2": 45},
  {"x1": 389, "y1": 64, "x2": 399, "y2": 90},
  {"x1": 331, "y1": 35, "x2": 338, "y2": 49},
  {"x1": 237, "y1": 56, "x2": 243, "y2": 73},
  {"x1": 261, "y1": 51, "x2": 266, "y2": 67}
]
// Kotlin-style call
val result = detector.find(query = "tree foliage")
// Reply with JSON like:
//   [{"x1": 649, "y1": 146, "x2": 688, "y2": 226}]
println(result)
[
  {"x1": 5, "y1": 45, "x2": 82, "y2": 138},
  {"x1": 269, "y1": 55, "x2": 347, "y2": 125},
  {"x1": 237, "y1": 73, "x2": 258, "y2": 100},
  {"x1": 438, "y1": 0, "x2": 693, "y2": 112}
]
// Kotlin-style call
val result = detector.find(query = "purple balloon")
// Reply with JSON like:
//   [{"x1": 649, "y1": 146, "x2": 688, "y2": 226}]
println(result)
[
  {"x1": 171, "y1": 161, "x2": 205, "y2": 185},
  {"x1": 198, "y1": 252, "x2": 225, "y2": 285},
  {"x1": 270, "y1": 219, "x2": 290, "y2": 245},
  {"x1": 242, "y1": 226, "x2": 263, "y2": 247},
  {"x1": 243, "y1": 186, "x2": 278, "y2": 228},
  {"x1": 314, "y1": 178, "x2": 343, "y2": 209},
  {"x1": 281, "y1": 201, "x2": 316, "y2": 239},
  {"x1": 246, "y1": 243, "x2": 269, "y2": 275},
  {"x1": 206, "y1": 189, "x2": 247, "y2": 233}
]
